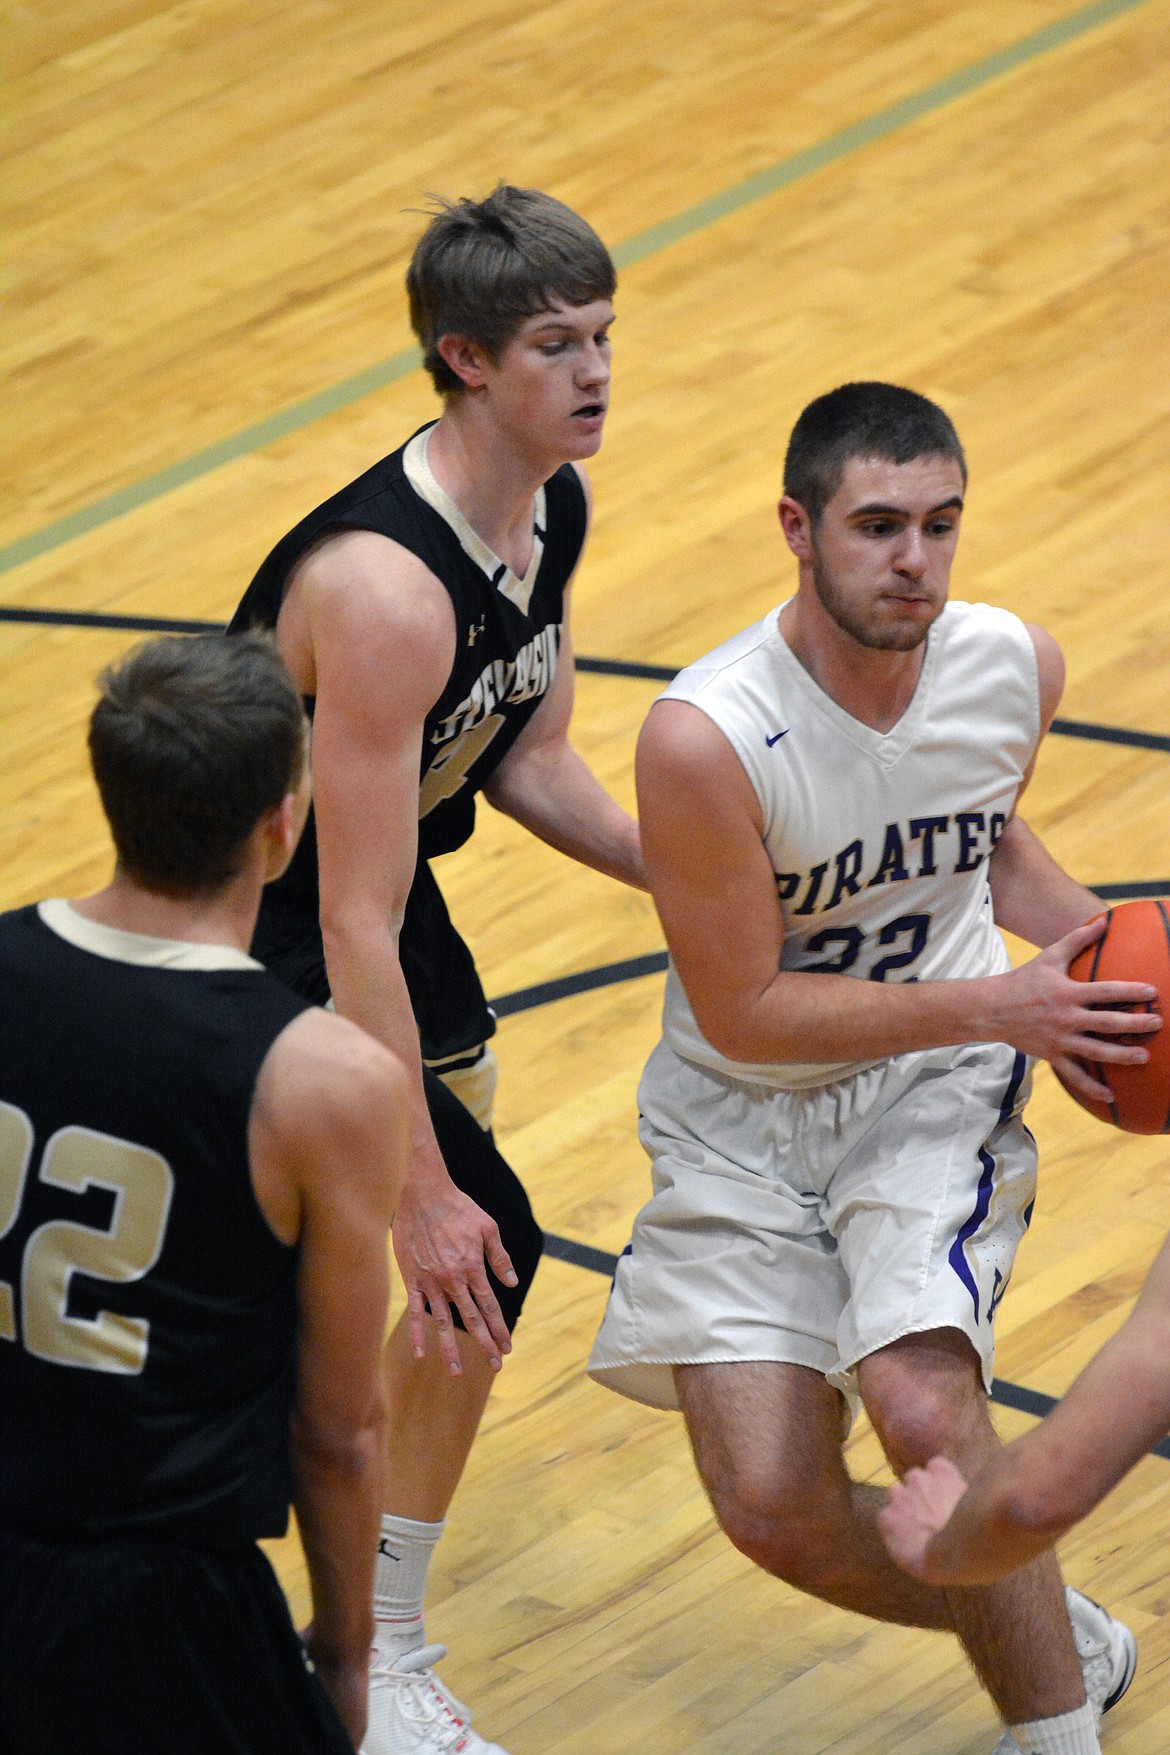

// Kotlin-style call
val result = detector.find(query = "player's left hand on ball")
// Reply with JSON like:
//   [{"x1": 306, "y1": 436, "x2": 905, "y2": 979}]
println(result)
[
  {"x1": 878, "y1": 1456, "x2": 968, "y2": 1579},
  {"x1": 393, "y1": 1173, "x2": 516, "y2": 1373}
]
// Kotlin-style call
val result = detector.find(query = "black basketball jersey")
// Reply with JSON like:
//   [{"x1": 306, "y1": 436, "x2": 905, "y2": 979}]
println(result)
[
  {"x1": 0, "y1": 902, "x2": 311, "y2": 1546},
  {"x1": 229, "y1": 421, "x2": 588, "y2": 924}
]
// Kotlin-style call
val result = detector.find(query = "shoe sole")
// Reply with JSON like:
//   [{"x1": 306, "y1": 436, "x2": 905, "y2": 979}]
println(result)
[
  {"x1": 1078, "y1": 1592, "x2": 1139, "y2": 1715},
  {"x1": 1102, "y1": 1622, "x2": 1138, "y2": 1715}
]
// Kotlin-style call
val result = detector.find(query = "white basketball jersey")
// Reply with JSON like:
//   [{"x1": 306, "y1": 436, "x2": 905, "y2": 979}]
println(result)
[{"x1": 659, "y1": 599, "x2": 1041, "y2": 1089}]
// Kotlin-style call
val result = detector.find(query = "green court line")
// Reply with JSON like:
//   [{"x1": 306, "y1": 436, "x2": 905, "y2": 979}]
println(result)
[
  {"x1": 1, "y1": 0, "x2": 1151, "y2": 580},
  {"x1": 610, "y1": 0, "x2": 1153, "y2": 266},
  {"x1": 0, "y1": 345, "x2": 422, "y2": 576}
]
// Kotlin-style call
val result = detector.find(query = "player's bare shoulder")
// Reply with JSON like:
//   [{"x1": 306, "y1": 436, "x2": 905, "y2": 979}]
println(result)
[{"x1": 279, "y1": 527, "x2": 456, "y2": 710}]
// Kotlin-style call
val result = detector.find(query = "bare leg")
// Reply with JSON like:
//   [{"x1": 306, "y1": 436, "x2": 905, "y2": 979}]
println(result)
[
  {"x1": 675, "y1": 1359, "x2": 953, "y2": 1628},
  {"x1": 381, "y1": 1315, "x2": 496, "y2": 1521},
  {"x1": 859, "y1": 1330, "x2": 1085, "y2": 1727}
]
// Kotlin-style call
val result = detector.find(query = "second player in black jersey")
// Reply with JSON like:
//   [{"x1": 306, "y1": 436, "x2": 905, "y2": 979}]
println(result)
[
  {"x1": 0, "y1": 634, "x2": 407, "y2": 1755},
  {"x1": 229, "y1": 185, "x2": 646, "y2": 1755}
]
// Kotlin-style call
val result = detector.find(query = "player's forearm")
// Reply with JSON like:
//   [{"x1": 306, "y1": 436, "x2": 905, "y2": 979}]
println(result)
[
  {"x1": 915, "y1": 1443, "x2": 1065, "y2": 1584},
  {"x1": 291, "y1": 1407, "x2": 385, "y2": 1663},
  {"x1": 702, "y1": 962, "x2": 1021, "y2": 1066},
  {"x1": 919, "y1": 1312, "x2": 1170, "y2": 1583},
  {"x1": 988, "y1": 817, "x2": 1100, "y2": 948},
  {"x1": 485, "y1": 741, "x2": 647, "y2": 889},
  {"x1": 321, "y1": 917, "x2": 449, "y2": 1184}
]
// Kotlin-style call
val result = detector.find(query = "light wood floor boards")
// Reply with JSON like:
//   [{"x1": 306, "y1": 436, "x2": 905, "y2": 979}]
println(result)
[{"x1": 5, "y1": 2, "x2": 1170, "y2": 1747}]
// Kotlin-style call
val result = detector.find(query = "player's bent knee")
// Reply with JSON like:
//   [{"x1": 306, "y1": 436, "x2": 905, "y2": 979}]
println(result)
[
  {"x1": 864, "y1": 1382, "x2": 979, "y2": 1474},
  {"x1": 719, "y1": 1499, "x2": 839, "y2": 1586},
  {"x1": 707, "y1": 1474, "x2": 839, "y2": 1585}
]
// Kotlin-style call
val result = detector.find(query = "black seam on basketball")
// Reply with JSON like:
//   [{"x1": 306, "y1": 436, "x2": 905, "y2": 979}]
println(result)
[
  {"x1": 1087, "y1": 912, "x2": 1117, "y2": 1123},
  {"x1": 1087, "y1": 911, "x2": 1111, "y2": 982},
  {"x1": 1158, "y1": 901, "x2": 1170, "y2": 1132}
]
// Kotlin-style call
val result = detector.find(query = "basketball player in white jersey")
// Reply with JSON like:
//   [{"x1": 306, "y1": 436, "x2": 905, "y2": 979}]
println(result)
[{"x1": 590, "y1": 383, "x2": 1157, "y2": 1755}]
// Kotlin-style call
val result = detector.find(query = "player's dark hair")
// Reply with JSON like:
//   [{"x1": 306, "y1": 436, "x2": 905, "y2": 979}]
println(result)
[
  {"x1": 783, "y1": 382, "x2": 967, "y2": 522},
  {"x1": 89, "y1": 633, "x2": 307, "y2": 895},
  {"x1": 407, "y1": 183, "x2": 616, "y2": 395}
]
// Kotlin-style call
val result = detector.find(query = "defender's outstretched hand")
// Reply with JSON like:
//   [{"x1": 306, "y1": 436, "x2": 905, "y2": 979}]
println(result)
[{"x1": 878, "y1": 1456, "x2": 969, "y2": 1582}]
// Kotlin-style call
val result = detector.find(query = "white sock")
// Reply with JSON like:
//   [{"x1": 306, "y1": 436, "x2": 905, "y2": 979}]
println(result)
[
  {"x1": 1008, "y1": 1702, "x2": 1100, "y2": 1754},
  {"x1": 372, "y1": 1513, "x2": 445, "y2": 1663}
]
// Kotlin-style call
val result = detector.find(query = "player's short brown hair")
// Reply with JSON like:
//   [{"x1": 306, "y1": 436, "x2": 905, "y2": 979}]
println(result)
[
  {"x1": 783, "y1": 382, "x2": 967, "y2": 522},
  {"x1": 407, "y1": 183, "x2": 616, "y2": 395},
  {"x1": 89, "y1": 632, "x2": 307, "y2": 895}
]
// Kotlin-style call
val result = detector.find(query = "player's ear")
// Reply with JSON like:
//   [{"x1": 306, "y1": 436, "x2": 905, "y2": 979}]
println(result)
[
  {"x1": 778, "y1": 495, "x2": 814, "y2": 560},
  {"x1": 258, "y1": 794, "x2": 302, "y2": 883},
  {"x1": 436, "y1": 333, "x2": 490, "y2": 391}
]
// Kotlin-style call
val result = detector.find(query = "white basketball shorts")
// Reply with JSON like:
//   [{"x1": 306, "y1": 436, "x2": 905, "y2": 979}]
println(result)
[{"x1": 589, "y1": 1037, "x2": 1037, "y2": 1410}]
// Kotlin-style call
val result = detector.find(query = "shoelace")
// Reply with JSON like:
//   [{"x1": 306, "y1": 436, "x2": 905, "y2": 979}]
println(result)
[{"x1": 373, "y1": 1644, "x2": 474, "y2": 1750}]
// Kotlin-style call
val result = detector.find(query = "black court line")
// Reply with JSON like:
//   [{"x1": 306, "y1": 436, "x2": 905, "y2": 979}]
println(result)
[
  {"x1": 491, "y1": 952, "x2": 669, "y2": 1019},
  {"x1": 542, "y1": 1233, "x2": 624, "y2": 1277},
  {"x1": 575, "y1": 656, "x2": 680, "y2": 683},
  {"x1": 1050, "y1": 716, "x2": 1170, "y2": 755},
  {"x1": 1092, "y1": 881, "x2": 1170, "y2": 900},
  {"x1": 0, "y1": 606, "x2": 225, "y2": 634},
  {"x1": 8, "y1": 605, "x2": 1170, "y2": 759},
  {"x1": 490, "y1": 882, "x2": 1170, "y2": 1022}
]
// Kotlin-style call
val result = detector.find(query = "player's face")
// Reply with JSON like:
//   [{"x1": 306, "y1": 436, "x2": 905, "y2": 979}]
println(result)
[
  {"x1": 792, "y1": 454, "x2": 965, "y2": 652},
  {"x1": 483, "y1": 299, "x2": 614, "y2": 460}
]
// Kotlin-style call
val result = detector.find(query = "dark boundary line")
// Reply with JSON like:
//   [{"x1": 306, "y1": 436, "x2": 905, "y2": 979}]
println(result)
[
  {"x1": 7, "y1": 608, "x2": 1170, "y2": 759},
  {"x1": 1051, "y1": 717, "x2": 1170, "y2": 755},
  {"x1": 542, "y1": 1234, "x2": 624, "y2": 1277},
  {"x1": 491, "y1": 951, "x2": 668, "y2": 1018},
  {"x1": 575, "y1": 656, "x2": 679, "y2": 682},
  {"x1": 993, "y1": 1382, "x2": 1170, "y2": 1459},
  {"x1": 488, "y1": 875, "x2": 1170, "y2": 1019},
  {"x1": 1093, "y1": 881, "x2": 1170, "y2": 900},
  {"x1": 0, "y1": 606, "x2": 224, "y2": 635}
]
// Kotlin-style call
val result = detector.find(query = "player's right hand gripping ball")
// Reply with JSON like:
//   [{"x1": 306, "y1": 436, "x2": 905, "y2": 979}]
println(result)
[{"x1": 1057, "y1": 899, "x2": 1170, "y2": 1132}]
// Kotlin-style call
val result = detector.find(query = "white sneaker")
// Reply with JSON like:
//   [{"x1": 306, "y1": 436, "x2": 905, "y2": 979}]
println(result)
[
  {"x1": 1065, "y1": 1587, "x2": 1138, "y2": 1717},
  {"x1": 989, "y1": 1589, "x2": 1137, "y2": 1752},
  {"x1": 362, "y1": 1643, "x2": 509, "y2": 1754}
]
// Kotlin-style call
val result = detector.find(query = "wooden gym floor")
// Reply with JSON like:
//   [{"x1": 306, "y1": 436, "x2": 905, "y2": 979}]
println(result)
[{"x1": 5, "y1": 2, "x2": 1170, "y2": 1748}]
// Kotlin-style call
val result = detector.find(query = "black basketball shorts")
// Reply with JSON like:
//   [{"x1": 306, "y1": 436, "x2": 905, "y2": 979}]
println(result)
[
  {"x1": 0, "y1": 1532, "x2": 355, "y2": 1755},
  {"x1": 252, "y1": 864, "x2": 544, "y2": 1334}
]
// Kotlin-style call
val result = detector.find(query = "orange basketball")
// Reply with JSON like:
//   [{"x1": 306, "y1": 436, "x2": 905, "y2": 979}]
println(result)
[{"x1": 1056, "y1": 899, "x2": 1170, "y2": 1132}]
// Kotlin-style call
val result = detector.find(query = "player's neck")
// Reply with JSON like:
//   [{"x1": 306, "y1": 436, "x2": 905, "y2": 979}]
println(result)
[
  {"x1": 427, "y1": 401, "x2": 556, "y2": 573},
  {"x1": 70, "y1": 867, "x2": 262, "y2": 955},
  {"x1": 778, "y1": 596, "x2": 927, "y2": 734}
]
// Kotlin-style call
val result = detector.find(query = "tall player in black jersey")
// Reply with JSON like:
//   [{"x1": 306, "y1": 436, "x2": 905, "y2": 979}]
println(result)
[
  {"x1": 230, "y1": 185, "x2": 645, "y2": 1753},
  {"x1": 0, "y1": 634, "x2": 407, "y2": 1755}
]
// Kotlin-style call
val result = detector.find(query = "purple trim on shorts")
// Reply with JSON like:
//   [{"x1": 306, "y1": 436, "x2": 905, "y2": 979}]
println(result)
[{"x1": 947, "y1": 1050, "x2": 1027, "y2": 1322}]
